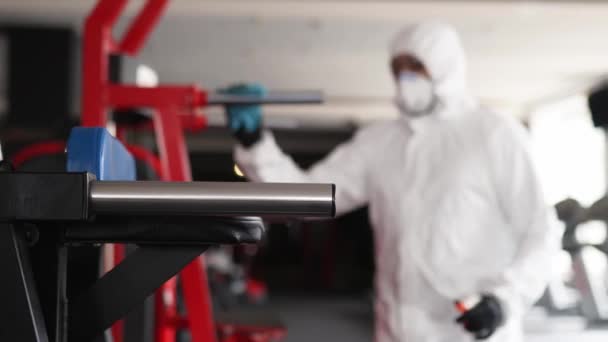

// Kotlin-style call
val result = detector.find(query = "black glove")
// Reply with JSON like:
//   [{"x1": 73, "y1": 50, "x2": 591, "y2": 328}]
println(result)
[
  {"x1": 233, "y1": 127, "x2": 262, "y2": 148},
  {"x1": 456, "y1": 294, "x2": 504, "y2": 340}
]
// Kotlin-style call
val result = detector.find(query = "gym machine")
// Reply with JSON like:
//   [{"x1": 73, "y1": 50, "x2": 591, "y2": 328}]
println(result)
[
  {"x1": 0, "y1": 127, "x2": 335, "y2": 342},
  {"x1": 553, "y1": 198, "x2": 608, "y2": 324},
  {"x1": 7, "y1": 0, "x2": 326, "y2": 341},
  {"x1": 90, "y1": 0, "x2": 322, "y2": 341}
]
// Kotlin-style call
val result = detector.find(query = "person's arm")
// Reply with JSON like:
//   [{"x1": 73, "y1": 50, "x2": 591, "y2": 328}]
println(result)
[
  {"x1": 223, "y1": 83, "x2": 372, "y2": 216},
  {"x1": 488, "y1": 119, "x2": 563, "y2": 319},
  {"x1": 235, "y1": 129, "x2": 372, "y2": 216}
]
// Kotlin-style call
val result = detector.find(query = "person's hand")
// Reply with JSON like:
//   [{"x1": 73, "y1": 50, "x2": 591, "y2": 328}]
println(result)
[
  {"x1": 455, "y1": 295, "x2": 504, "y2": 340},
  {"x1": 220, "y1": 83, "x2": 266, "y2": 147}
]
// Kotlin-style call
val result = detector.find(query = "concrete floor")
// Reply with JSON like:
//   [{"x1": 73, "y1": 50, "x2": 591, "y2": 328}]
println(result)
[
  {"x1": 525, "y1": 309, "x2": 608, "y2": 342},
  {"x1": 269, "y1": 294, "x2": 373, "y2": 342},
  {"x1": 261, "y1": 294, "x2": 608, "y2": 342}
]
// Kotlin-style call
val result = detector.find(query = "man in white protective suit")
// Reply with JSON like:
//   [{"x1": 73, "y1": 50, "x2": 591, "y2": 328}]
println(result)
[{"x1": 223, "y1": 22, "x2": 562, "y2": 342}]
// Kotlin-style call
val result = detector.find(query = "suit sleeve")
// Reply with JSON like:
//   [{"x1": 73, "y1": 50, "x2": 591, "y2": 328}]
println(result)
[
  {"x1": 489, "y1": 120, "x2": 563, "y2": 318},
  {"x1": 234, "y1": 130, "x2": 372, "y2": 216}
]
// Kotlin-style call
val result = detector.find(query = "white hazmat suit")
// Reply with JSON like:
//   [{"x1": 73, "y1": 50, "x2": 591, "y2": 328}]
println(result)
[{"x1": 235, "y1": 22, "x2": 561, "y2": 342}]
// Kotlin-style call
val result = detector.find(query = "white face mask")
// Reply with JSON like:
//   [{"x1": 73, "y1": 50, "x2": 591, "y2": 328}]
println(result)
[{"x1": 394, "y1": 71, "x2": 436, "y2": 117}]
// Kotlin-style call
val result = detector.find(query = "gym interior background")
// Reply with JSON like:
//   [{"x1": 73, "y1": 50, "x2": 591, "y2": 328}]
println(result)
[{"x1": 2, "y1": 1, "x2": 608, "y2": 341}]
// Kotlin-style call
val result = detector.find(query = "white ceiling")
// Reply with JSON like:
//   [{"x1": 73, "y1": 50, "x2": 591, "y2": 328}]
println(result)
[{"x1": 2, "y1": 0, "x2": 608, "y2": 125}]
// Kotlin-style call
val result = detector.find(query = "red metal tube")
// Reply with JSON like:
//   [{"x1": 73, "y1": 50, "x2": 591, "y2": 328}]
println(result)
[
  {"x1": 119, "y1": 0, "x2": 170, "y2": 55},
  {"x1": 109, "y1": 85, "x2": 202, "y2": 109},
  {"x1": 153, "y1": 106, "x2": 216, "y2": 342},
  {"x1": 81, "y1": 0, "x2": 129, "y2": 127},
  {"x1": 111, "y1": 244, "x2": 127, "y2": 342},
  {"x1": 83, "y1": 1, "x2": 217, "y2": 342},
  {"x1": 180, "y1": 114, "x2": 208, "y2": 133},
  {"x1": 125, "y1": 144, "x2": 164, "y2": 179}
]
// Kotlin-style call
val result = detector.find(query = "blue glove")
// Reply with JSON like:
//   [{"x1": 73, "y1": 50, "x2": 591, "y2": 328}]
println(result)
[{"x1": 221, "y1": 84, "x2": 267, "y2": 147}]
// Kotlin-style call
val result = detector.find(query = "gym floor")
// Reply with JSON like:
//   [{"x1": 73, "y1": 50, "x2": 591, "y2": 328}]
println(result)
[{"x1": 261, "y1": 294, "x2": 608, "y2": 342}]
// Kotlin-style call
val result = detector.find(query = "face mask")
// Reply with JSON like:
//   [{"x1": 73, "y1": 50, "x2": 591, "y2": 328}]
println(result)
[{"x1": 394, "y1": 71, "x2": 436, "y2": 117}]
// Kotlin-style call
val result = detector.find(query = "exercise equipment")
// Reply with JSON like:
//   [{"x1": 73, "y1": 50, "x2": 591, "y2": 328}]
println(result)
[
  {"x1": 78, "y1": 1, "x2": 325, "y2": 341},
  {"x1": 554, "y1": 199, "x2": 608, "y2": 324},
  {"x1": 571, "y1": 244, "x2": 608, "y2": 323},
  {"x1": 207, "y1": 91, "x2": 323, "y2": 106},
  {"x1": 89, "y1": 181, "x2": 334, "y2": 218},
  {"x1": 589, "y1": 83, "x2": 608, "y2": 128},
  {"x1": 6, "y1": 0, "x2": 325, "y2": 340},
  {"x1": 0, "y1": 127, "x2": 334, "y2": 342}
]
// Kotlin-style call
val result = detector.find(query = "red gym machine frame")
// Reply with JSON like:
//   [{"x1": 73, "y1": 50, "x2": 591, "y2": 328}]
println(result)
[{"x1": 82, "y1": 1, "x2": 216, "y2": 342}]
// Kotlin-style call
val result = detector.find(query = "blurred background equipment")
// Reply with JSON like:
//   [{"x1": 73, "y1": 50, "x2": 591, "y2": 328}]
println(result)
[
  {"x1": 553, "y1": 197, "x2": 608, "y2": 322},
  {"x1": 588, "y1": 84, "x2": 608, "y2": 128}
]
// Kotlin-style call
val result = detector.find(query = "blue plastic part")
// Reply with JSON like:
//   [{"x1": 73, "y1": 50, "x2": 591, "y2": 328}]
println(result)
[{"x1": 66, "y1": 127, "x2": 136, "y2": 181}]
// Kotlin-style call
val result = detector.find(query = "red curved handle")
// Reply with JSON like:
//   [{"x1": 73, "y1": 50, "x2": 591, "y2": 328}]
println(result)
[
  {"x1": 125, "y1": 144, "x2": 164, "y2": 179},
  {"x1": 11, "y1": 141, "x2": 66, "y2": 169}
]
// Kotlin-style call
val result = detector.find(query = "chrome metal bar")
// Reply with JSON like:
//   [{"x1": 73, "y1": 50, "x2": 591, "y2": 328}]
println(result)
[
  {"x1": 206, "y1": 90, "x2": 323, "y2": 105},
  {"x1": 89, "y1": 181, "x2": 335, "y2": 218}
]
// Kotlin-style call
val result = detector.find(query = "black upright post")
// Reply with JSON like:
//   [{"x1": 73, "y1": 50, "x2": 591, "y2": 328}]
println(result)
[
  {"x1": 0, "y1": 223, "x2": 49, "y2": 342},
  {"x1": 4, "y1": 27, "x2": 75, "y2": 130}
]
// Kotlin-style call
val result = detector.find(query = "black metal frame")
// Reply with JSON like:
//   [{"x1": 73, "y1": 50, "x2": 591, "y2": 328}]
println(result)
[
  {"x1": 0, "y1": 172, "x2": 91, "y2": 221},
  {"x1": 0, "y1": 172, "x2": 265, "y2": 342},
  {"x1": 0, "y1": 222, "x2": 210, "y2": 342},
  {"x1": 0, "y1": 223, "x2": 49, "y2": 342},
  {"x1": 66, "y1": 245, "x2": 208, "y2": 342}
]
